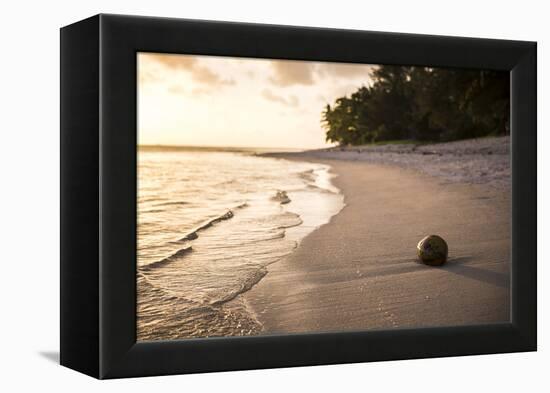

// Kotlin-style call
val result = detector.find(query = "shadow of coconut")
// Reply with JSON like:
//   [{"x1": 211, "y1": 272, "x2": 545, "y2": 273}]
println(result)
[{"x1": 442, "y1": 256, "x2": 510, "y2": 289}]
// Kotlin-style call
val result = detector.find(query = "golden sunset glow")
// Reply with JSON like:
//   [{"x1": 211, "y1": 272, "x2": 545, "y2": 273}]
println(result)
[{"x1": 137, "y1": 53, "x2": 373, "y2": 149}]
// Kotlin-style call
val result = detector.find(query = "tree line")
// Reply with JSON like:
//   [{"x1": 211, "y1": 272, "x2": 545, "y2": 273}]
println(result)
[{"x1": 322, "y1": 65, "x2": 509, "y2": 146}]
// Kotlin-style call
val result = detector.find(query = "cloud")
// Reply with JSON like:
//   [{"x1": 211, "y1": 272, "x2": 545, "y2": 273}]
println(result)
[
  {"x1": 261, "y1": 89, "x2": 299, "y2": 107},
  {"x1": 145, "y1": 53, "x2": 234, "y2": 86},
  {"x1": 316, "y1": 63, "x2": 373, "y2": 80},
  {"x1": 192, "y1": 66, "x2": 235, "y2": 86},
  {"x1": 150, "y1": 54, "x2": 197, "y2": 70},
  {"x1": 269, "y1": 61, "x2": 315, "y2": 87},
  {"x1": 268, "y1": 60, "x2": 372, "y2": 87},
  {"x1": 331, "y1": 83, "x2": 367, "y2": 99}
]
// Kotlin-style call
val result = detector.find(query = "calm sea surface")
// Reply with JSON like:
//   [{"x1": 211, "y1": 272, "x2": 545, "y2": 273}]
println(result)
[{"x1": 137, "y1": 149, "x2": 344, "y2": 340}]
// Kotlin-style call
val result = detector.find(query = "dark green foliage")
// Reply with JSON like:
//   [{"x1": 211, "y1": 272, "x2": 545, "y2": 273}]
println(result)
[{"x1": 322, "y1": 65, "x2": 509, "y2": 145}]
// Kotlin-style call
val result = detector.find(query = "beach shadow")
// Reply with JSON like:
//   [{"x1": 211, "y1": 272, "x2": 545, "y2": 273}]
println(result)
[
  {"x1": 443, "y1": 257, "x2": 509, "y2": 288},
  {"x1": 347, "y1": 256, "x2": 509, "y2": 290},
  {"x1": 446, "y1": 256, "x2": 474, "y2": 265},
  {"x1": 38, "y1": 351, "x2": 59, "y2": 364}
]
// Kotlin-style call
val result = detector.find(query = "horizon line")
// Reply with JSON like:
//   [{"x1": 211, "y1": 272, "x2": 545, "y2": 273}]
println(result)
[{"x1": 137, "y1": 143, "x2": 327, "y2": 151}]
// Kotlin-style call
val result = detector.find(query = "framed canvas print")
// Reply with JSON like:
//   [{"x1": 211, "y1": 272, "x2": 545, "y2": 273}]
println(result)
[{"x1": 60, "y1": 14, "x2": 536, "y2": 379}]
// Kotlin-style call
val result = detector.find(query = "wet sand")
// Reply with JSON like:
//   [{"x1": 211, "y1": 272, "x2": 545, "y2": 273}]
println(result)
[{"x1": 242, "y1": 158, "x2": 510, "y2": 334}]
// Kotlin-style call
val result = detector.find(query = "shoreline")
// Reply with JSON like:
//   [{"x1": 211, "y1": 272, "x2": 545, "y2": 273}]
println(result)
[
  {"x1": 242, "y1": 143, "x2": 510, "y2": 334},
  {"x1": 260, "y1": 136, "x2": 510, "y2": 190}
]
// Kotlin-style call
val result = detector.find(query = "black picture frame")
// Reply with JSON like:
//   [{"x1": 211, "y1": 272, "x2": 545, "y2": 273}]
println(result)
[{"x1": 60, "y1": 14, "x2": 537, "y2": 379}]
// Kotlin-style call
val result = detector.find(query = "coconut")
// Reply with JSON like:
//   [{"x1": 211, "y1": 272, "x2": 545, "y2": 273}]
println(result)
[{"x1": 417, "y1": 235, "x2": 448, "y2": 266}]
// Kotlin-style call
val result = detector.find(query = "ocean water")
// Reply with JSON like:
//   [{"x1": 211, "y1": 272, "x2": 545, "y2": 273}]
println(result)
[{"x1": 137, "y1": 148, "x2": 344, "y2": 340}]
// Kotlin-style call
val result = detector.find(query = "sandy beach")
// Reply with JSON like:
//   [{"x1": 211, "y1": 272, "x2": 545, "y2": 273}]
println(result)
[{"x1": 243, "y1": 137, "x2": 510, "y2": 334}]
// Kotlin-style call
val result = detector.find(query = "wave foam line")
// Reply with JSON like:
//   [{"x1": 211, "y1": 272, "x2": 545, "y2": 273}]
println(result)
[
  {"x1": 178, "y1": 203, "x2": 247, "y2": 242},
  {"x1": 140, "y1": 246, "x2": 193, "y2": 271},
  {"x1": 141, "y1": 203, "x2": 248, "y2": 270}
]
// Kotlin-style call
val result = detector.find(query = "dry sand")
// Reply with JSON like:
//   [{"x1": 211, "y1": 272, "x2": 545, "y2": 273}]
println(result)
[
  {"x1": 279, "y1": 136, "x2": 510, "y2": 190},
  {"x1": 243, "y1": 139, "x2": 510, "y2": 334}
]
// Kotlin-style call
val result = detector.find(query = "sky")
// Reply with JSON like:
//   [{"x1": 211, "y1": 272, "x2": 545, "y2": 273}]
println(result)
[{"x1": 138, "y1": 52, "x2": 374, "y2": 149}]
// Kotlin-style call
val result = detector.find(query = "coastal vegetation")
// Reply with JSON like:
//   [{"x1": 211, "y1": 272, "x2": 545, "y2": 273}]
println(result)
[{"x1": 322, "y1": 65, "x2": 509, "y2": 146}]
